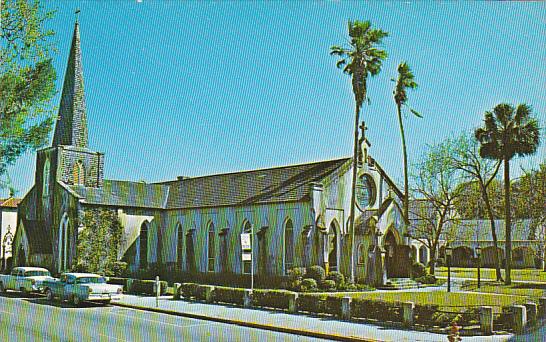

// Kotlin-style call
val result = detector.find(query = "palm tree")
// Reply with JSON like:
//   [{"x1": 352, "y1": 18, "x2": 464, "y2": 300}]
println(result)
[
  {"x1": 475, "y1": 103, "x2": 541, "y2": 284},
  {"x1": 393, "y1": 61, "x2": 421, "y2": 224},
  {"x1": 331, "y1": 20, "x2": 388, "y2": 282}
]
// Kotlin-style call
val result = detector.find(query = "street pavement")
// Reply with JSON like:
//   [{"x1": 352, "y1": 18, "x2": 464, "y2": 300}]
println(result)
[
  {"x1": 115, "y1": 294, "x2": 512, "y2": 342},
  {"x1": 0, "y1": 292, "x2": 328, "y2": 342}
]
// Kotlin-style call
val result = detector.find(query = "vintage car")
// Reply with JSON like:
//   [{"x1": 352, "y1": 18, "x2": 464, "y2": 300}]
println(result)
[
  {"x1": 43, "y1": 273, "x2": 123, "y2": 306},
  {"x1": 0, "y1": 267, "x2": 55, "y2": 294}
]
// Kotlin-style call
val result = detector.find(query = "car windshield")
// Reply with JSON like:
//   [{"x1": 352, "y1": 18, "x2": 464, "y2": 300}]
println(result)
[
  {"x1": 25, "y1": 271, "x2": 51, "y2": 277},
  {"x1": 75, "y1": 277, "x2": 106, "y2": 284}
]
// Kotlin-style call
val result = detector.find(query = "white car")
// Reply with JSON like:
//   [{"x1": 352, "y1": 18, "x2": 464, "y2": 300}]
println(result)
[
  {"x1": 0, "y1": 267, "x2": 55, "y2": 294},
  {"x1": 43, "y1": 273, "x2": 123, "y2": 306}
]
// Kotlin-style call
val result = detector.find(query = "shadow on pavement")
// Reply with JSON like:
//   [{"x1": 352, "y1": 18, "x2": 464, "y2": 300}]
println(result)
[{"x1": 22, "y1": 296, "x2": 109, "y2": 309}]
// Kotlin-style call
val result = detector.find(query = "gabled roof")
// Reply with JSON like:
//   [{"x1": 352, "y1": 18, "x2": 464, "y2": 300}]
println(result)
[
  {"x1": 59, "y1": 158, "x2": 353, "y2": 210},
  {"x1": 160, "y1": 158, "x2": 351, "y2": 209},
  {"x1": 0, "y1": 197, "x2": 21, "y2": 208},
  {"x1": 64, "y1": 180, "x2": 170, "y2": 209},
  {"x1": 445, "y1": 219, "x2": 540, "y2": 241}
]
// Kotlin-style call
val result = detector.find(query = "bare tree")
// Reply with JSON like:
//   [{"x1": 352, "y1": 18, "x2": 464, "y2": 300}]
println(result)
[
  {"x1": 447, "y1": 133, "x2": 503, "y2": 281},
  {"x1": 409, "y1": 142, "x2": 464, "y2": 274}
]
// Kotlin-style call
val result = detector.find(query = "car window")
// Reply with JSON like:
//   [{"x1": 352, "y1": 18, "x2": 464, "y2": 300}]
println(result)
[
  {"x1": 24, "y1": 271, "x2": 51, "y2": 277},
  {"x1": 60, "y1": 275, "x2": 67, "y2": 282},
  {"x1": 75, "y1": 277, "x2": 106, "y2": 284},
  {"x1": 11, "y1": 269, "x2": 18, "y2": 276}
]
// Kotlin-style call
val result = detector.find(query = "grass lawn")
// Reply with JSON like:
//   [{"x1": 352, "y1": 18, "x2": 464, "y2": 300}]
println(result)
[
  {"x1": 325, "y1": 291, "x2": 522, "y2": 313},
  {"x1": 435, "y1": 267, "x2": 546, "y2": 282},
  {"x1": 460, "y1": 281, "x2": 546, "y2": 299}
]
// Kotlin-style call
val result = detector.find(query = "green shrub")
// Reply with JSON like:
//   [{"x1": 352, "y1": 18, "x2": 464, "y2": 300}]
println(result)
[
  {"x1": 287, "y1": 267, "x2": 306, "y2": 280},
  {"x1": 301, "y1": 278, "x2": 318, "y2": 292},
  {"x1": 212, "y1": 286, "x2": 246, "y2": 305},
  {"x1": 180, "y1": 283, "x2": 200, "y2": 299},
  {"x1": 297, "y1": 294, "x2": 328, "y2": 314},
  {"x1": 285, "y1": 267, "x2": 306, "y2": 290},
  {"x1": 344, "y1": 282, "x2": 358, "y2": 291},
  {"x1": 326, "y1": 271, "x2": 345, "y2": 289},
  {"x1": 252, "y1": 289, "x2": 294, "y2": 310},
  {"x1": 413, "y1": 304, "x2": 440, "y2": 325},
  {"x1": 106, "y1": 277, "x2": 130, "y2": 291},
  {"x1": 411, "y1": 262, "x2": 427, "y2": 278},
  {"x1": 352, "y1": 298, "x2": 401, "y2": 322},
  {"x1": 320, "y1": 279, "x2": 336, "y2": 291},
  {"x1": 112, "y1": 262, "x2": 129, "y2": 277},
  {"x1": 130, "y1": 279, "x2": 168, "y2": 295},
  {"x1": 306, "y1": 266, "x2": 326, "y2": 283},
  {"x1": 296, "y1": 294, "x2": 342, "y2": 316},
  {"x1": 415, "y1": 274, "x2": 437, "y2": 284}
]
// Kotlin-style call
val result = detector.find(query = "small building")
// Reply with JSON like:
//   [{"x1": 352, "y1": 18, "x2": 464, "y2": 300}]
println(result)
[{"x1": 0, "y1": 197, "x2": 19, "y2": 271}]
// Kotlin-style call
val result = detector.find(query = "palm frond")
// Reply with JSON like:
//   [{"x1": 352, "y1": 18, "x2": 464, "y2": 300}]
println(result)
[{"x1": 410, "y1": 109, "x2": 423, "y2": 118}]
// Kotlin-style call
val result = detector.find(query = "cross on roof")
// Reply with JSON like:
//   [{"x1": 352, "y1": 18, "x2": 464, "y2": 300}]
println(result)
[{"x1": 359, "y1": 121, "x2": 368, "y2": 141}]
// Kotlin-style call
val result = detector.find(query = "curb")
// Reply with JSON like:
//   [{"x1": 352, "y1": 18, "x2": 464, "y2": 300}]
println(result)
[{"x1": 110, "y1": 301, "x2": 379, "y2": 342}]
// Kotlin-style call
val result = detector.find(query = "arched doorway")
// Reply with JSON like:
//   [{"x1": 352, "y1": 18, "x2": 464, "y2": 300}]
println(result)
[
  {"x1": 384, "y1": 230, "x2": 397, "y2": 278},
  {"x1": 58, "y1": 214, "x2": 70, "y2": 272},
  {"x1": 186, "y1": 229, "x2": 196, "y2": 273},
  {"x1": 18, "y1": 246, "x2": 26, "y2": 267},
  {"x1": 327, "y1": 221, "x2": 339, "y2": 272},
  {"x1": 139, "y1": 221, "x2": 149, "y2": 269},
  {"x1": 419, "y1": 246, "x2": 428, "y2": 265}
]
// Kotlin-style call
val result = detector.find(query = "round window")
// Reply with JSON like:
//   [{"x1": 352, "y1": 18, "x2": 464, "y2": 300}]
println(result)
[{"x1": 356, "y1": 174, "x2": 376, "y2": 210}]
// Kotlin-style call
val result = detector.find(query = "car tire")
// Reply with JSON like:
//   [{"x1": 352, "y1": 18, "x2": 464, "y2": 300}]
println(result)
[
  {"x1": 46, "y1": 289, "x2": 54, "y2": 302},
  {"x1": 73, "y1": 295, "x2": 81, "y2": 306},
  {"x1": 0, "y1": 282, "x2": 5, "y2": 293},
  {"x1": 103, "y1": 300, "x2": 111, "y2": 306},
  {"x1": 20, "y1": 287, "x2": 28, "y2": 296}
]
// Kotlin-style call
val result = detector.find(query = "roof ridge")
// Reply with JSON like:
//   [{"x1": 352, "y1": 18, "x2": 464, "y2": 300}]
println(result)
[{"x1": 154, "y1": 157, "x2": 351, "y2": 184}]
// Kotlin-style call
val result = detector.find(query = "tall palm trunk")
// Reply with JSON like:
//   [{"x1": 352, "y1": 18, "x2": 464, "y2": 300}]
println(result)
[
  {"x1": 480, "y1": 181, "x2": 503, "y2": 281},
  {"x1": 504, "y1": 158, "x2": 512, "y2": 285},
  {"x1": 396, "y1": 104, "x2": 409, "y2": 222},
  {"x1": 348, "y1": 102, "x2": 361, "y2": 283}
]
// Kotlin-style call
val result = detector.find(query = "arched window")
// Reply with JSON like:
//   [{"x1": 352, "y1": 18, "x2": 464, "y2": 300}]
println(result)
[
  {"x1": 73, "y1": 160, "x2": 85, "y2": 185},
  {"x1": 242, "y1": 221, "x2": 252, "y2": 274},
  {"x1": 284, "y1": 219, "x2": 294, "y2": 274},
  {"x1": 58, "y1": 214, "x2": 70, "y2": 272},
  {"x1": 139, "y1": 222, "x2": 148, "y2": 269},
  {"x1": 186, "y1": 229, "x2": 195, "y2": 272},
  {"x1": 43, "y1": 159, "x2": 50, "y2": 197},
  {"x1": 208, "y1": 222, "x2": 215, "y2": 272},
  {"x1": 176, "y1": 223, "x2": 183, "y2": 271}
]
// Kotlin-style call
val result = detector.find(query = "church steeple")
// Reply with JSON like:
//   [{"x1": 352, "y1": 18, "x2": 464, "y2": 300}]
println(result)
[{"x1": 52, "y1": 20, "x2": 88, "y2": 148}]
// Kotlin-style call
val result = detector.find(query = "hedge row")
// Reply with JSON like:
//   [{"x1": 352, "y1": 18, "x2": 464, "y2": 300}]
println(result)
[
  {"x1": 107, "y1": 277, "x2": 168, "y2": 296},
  {"x1": 252, "y1": 289, "x2": 293, "y2": 310},
  {"x1": 174, "y1": 283, "x2": 497, "y2": 328},
  {"x1": 212, "y1": 286, "x2": 246, "y2": 305},
  {"x1": 352, "y1": 298, "x2": 401, "y2": 322}
]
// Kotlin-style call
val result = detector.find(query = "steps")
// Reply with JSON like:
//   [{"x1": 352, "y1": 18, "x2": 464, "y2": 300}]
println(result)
[{"x1": 377, "y1": 278, "x2": 421, "y2": 290}]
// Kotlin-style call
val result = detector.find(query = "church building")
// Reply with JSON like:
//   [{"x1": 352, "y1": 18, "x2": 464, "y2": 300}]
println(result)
[{"x1": 14, "y1": 21, "x2": 412, "y2": 286}]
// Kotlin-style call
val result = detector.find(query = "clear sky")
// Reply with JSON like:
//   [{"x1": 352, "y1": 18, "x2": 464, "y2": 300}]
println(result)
[{"x1": 5, "y1": 1, "x2": 545, "y2": 198}]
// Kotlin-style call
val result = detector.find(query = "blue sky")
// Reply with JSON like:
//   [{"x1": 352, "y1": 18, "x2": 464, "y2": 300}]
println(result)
[{"x1": 5, "y1": 1, "x2": 545, "y2": 198}]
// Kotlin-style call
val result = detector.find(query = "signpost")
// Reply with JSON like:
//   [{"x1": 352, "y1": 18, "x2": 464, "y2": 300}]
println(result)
[{"x1": 241, "y1": 231, "x2": 254, "y2": 291}]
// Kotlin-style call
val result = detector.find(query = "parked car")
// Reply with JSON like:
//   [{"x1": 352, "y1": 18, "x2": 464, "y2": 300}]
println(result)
[
  {"x1": 0, "y1": 267, "x2": 55, "y2": 294},
  {"x1": 43, "y1": 273, "x2": 123, "y2": 306}
]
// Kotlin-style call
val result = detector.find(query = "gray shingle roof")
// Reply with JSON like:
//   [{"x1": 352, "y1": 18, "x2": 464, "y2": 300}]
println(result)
[
  {"x1": 63, "y1": 158, "x2": 351, "y2": 209},
  {"x1": 446, "y1": 219, "x2": 539, "y2": 241},
  {"x1": 66, "y1": 180, "x2": 170, "y2": 209},
  {"x1": 161, "y1": 158, "x2": 351, "y2": 209}
]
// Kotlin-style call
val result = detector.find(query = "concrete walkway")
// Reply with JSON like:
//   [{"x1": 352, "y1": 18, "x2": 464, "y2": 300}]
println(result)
[{"x1": 113, "y1": 295, "x2": 512, "y2": 342}]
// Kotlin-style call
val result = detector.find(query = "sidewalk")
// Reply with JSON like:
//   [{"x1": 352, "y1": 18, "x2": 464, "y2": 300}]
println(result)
[{"x1": 113, "y1": 294, "x2": 512, "y2": 342}]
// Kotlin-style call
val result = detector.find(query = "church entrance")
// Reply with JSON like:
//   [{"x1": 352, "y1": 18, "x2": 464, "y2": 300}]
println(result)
[
  {"x1": 384, "y1": 230, "x2": 411, "y2": 278},
  {"x1": 327, "y1": 222, "x2": 339, "y2": 272}
]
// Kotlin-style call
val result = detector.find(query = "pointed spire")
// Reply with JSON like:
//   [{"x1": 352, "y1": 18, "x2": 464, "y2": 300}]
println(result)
[{"x1": 52, "y1": 18, "x2": 88, "y2": 148}]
